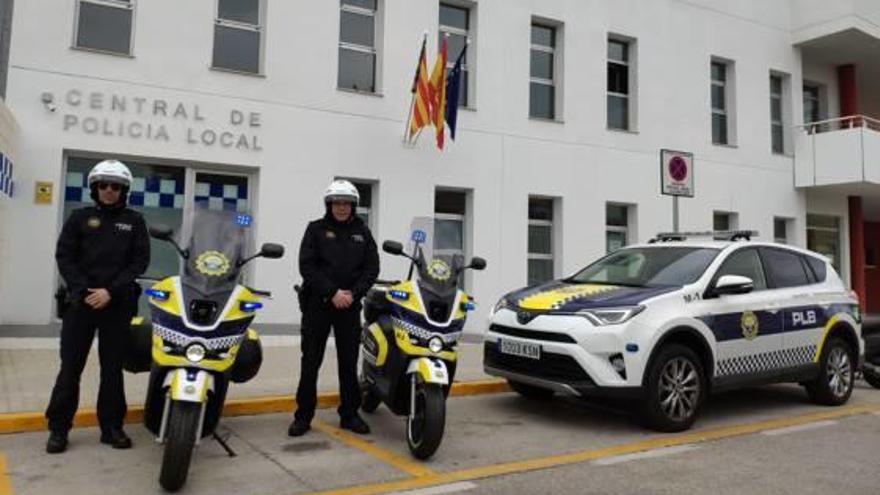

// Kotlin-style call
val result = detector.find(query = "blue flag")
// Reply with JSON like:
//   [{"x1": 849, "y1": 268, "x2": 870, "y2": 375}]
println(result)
[{"x1": 445, "y1": 46, "x2": 466, "y2": 141}]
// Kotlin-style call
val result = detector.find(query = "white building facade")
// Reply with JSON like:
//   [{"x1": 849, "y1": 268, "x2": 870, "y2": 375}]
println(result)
[{"x1": 1, "y1": 0, "x2": 879, "y2": 328}]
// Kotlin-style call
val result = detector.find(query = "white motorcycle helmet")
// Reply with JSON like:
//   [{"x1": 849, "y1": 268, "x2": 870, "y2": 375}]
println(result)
[
  {"x1": 88, "y1": 159, "x2": 133, "y2": 205},
  {"x1": 88, "y1": 159, "x2": 133, "y2": 188},
  {"x1": 323, "y1": 179, "x2": 360, "y2": 206}
]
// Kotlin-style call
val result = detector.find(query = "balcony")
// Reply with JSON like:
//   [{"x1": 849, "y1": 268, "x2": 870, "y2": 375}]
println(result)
[{"x1": 795, "y1": 115, "x2": 880, "y2": 189}]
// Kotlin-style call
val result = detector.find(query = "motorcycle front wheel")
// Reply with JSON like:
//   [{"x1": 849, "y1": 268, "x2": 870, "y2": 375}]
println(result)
[
  {"x1": 159, "y1": 400, "x2": 201, "y2": 492},
  {"x1": 406, "y1": 379, "x2": 445, "y2": 460}
]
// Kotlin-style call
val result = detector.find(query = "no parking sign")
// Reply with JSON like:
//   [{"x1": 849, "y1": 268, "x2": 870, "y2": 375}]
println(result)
[{"x1": 660, "y1": 149, "x2": 694, "y2": 198}]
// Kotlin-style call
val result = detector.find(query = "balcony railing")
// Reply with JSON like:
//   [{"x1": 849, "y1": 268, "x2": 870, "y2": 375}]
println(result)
[{"x1": 795, "y1": 115, "x2": 880, "y2": 188}]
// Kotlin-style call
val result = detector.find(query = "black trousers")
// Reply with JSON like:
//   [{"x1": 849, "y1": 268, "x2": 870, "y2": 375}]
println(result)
[
  {"x1": 45, "y1": 302, "x2": 130, "y2": 433},
  {"x1": 294, "y1": 302, "x2": 362, "y2": 422}
]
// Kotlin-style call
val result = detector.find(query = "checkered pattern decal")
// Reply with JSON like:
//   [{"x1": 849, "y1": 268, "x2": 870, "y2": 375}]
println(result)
[
  {"x1": 716, "y1": 346, "x2": 816, "y2": 377},
  {"x1": 195, "y1": 179, "x2": 248, "y2": 213},
  {"x1": 0, "y1": 153, "x2": 13, "y2": 198},
  {"x1": 64, "y1": 171, "x2": 185, "y2": 209}
]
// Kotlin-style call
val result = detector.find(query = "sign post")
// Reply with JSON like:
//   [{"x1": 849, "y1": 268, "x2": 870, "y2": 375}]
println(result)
[{"x1": 660, "y1": 149, "x2": 694, "y2": 233}]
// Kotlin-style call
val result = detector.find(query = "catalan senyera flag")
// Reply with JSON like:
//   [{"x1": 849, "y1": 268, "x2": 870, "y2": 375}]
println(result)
[
  {"x1": 409, "y1": 38, "x2": 432, "y2": 139},
  {"x1": 429, "y1": 37, "x2": 448, "y2": 149}
]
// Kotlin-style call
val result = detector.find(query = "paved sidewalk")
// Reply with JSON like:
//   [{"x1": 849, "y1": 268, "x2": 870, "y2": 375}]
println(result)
[{"x1": 0, "y1": 331, "x2": 489, "y2": 414}]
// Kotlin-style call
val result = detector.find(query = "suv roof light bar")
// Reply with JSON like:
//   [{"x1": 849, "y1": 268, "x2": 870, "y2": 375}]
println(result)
[{"x1": 648, "y1": 230, "x2": 759, "y2": 243}]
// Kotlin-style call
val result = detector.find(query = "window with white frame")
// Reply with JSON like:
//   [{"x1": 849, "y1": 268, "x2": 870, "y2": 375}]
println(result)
[
  {"x1": 338, "y1": 0, "x2": 378, "y2": 93},
  {"x1": 440, "y1": 3, "x2": 471, "y2": 107},
  {"x1": 529, "y1": 23, "x2": 556, "y2": 119},
  {"x1": 75, "y1": 0, "x2": 134, "y2": 55},
  {"x1": 713, "y1": 211, "x2": 738, "y2": 239},
  {"x1": 434, "y1": 189, "x2": 467, "y2": 284},
  {"x1": 606, "y1": 203, "x2": 631, "y2": 253},
  {"x1": 770, "y1": 75, "x2": 785, "y2": 154},
  {"x1": 807, "y1": 214, "x2": 840, "y2": 270},
  {"x1": 528, "y1": 197, "x2": 555, "y2": 286},
  {"x1": 212, "y1": 0, "x2": 262, "y2": 74},
  {"x1": 607, "y1": 37, "x2": 632, "y2": 130},
  {"x1": 803, "y1": 83, "x2": 823, "y2": 132},
  {"x1": 711, "y1": 60, "x2": 733, "y2": 145},
  {"x1": 774, "y1": 217, "x2": 791, "y2": 244}
]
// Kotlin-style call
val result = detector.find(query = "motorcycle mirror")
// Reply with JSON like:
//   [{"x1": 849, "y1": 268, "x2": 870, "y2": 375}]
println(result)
[
  {"x1": 468, "y1": 257, "x2": 487, "y2": 271},
  {"x1": 259, "y1": 243, "x2": 285, "y2": 259},
  {"x1": 383, "y1": 240, "x2": 404, "y2": 256},
  {"x1": 149, "y1": 224, "x2": 174, "y2": 240}
]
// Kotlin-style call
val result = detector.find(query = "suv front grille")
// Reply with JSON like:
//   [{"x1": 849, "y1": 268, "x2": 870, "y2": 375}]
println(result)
[
  {"x1": 484, "y1": 342, "x2": 592, "y2": 384},
  {"x1": 489, "y1": 324, "x2": 577, "y2": 344}
]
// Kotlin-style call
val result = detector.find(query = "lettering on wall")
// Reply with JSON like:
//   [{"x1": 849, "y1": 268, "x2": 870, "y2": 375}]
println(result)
[{"x1": 54, "y1": 90, "x2": 263, "y2": 151}]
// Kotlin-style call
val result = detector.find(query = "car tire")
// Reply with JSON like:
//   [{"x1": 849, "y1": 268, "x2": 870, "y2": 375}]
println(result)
[
  {"x1": 507, "y1": 380, "x2": 555, "y2": 400},
  {"x1": 863, "y1": 368, "x2": 880, "y2": 389},
  {"x1": 641, "y1": 344, "x2": 706, "y2": 432},
  {"x1": 805, "y1": 337, "x2": 855, "y2": 405}
]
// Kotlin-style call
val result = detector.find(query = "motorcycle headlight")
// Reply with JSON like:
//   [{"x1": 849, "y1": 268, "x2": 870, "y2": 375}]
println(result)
[
  {"x1": 578, "y1": 306, "x2": 645, "y2": 326},
  {"x1": 493, "y1": 297, "x2": 512, "y2": 314},
  {"x1": 428, "y1": 337, "x2": 444, "y2": 353},
  {"x1": 185, "y1": 344, "x2": 206, "y2": 363}
]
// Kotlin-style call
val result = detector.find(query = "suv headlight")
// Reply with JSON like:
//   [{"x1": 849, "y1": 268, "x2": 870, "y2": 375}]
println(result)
[
  {"x1": 493, "y1": 297, "x2": 512, "y2": 314},
  {"x1": 578, "y1": 306, "x2": 645, "y2": 326}
]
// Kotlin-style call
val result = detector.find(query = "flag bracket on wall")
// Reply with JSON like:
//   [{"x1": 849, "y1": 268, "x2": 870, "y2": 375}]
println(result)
[{"x1": 404, "y1": 31, "x2": 467, "y2": 151}]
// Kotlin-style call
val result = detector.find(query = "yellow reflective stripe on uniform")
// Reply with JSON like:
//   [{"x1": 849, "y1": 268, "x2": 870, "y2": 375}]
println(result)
[
  {"x1": 813, "y1": 314, "x2": 842, "y2": 362},
  {"x1": 130, "y1": 316, "x2": 144, "y2": 326}
]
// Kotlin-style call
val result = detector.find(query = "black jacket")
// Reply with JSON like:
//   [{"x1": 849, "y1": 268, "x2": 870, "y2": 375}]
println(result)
[
  {"x1": 299, "y1": 213, "x2": 379, "y2": 305},
  {"x1": 55, "y1": 204, "x2": 151, "y2": 306}
]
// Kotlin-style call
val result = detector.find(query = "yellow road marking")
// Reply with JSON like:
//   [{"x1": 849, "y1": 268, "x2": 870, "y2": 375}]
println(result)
[
  {"x1": 312, "y1": 419, "x2": 437, "y2": 479},
  {"x1": 305, "y1": 403, "x2": 880, "y2": 495},
  {"x1": 0, "y1": 380, "x2": 509, "y2": 435},
  {"x1": 0, "y1": 455, "x2": 13, "y2": 495}
]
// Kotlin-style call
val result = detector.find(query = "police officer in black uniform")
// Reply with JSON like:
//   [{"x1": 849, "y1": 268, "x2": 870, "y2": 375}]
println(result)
[
  {"x1": 46, "y1": 159, "x2": 150, "y2": 453},
  {"x1": 289, "y1": 180, "x2": 379, "y2": 436}
]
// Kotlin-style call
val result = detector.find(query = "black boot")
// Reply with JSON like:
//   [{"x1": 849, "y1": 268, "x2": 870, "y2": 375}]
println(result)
[
  {"x1": 100, "y1": 427, "x2": 132, "y2": 449},
  {"x1": 287, "y1": 418, "x2": 311, "y2": 437},
  {"x1": 340, "y1": 414, "x2": 370, "y2": 435},
  {"x1": 46, "y1": 431, "x2": 68, "y2": 454}
]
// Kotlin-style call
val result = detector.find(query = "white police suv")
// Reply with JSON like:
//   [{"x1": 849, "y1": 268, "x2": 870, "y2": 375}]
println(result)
[{"x1": 484, "y1": 231, "x2": 863, "y2": 431}]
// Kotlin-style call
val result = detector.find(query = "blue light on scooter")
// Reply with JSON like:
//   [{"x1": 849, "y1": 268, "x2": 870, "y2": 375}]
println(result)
[
  {"x1": 389, "y1": 290, "x2": 409, "y2": 300},
  {"x1": 240, "y1": 301, "x2": 263, "y2": 311},
  {"x1": 145, "y1": 289, "x2": 170, "y2": 300},
  {"x1": 461, "y1": 301, "x2": 475, "y2": 311}
]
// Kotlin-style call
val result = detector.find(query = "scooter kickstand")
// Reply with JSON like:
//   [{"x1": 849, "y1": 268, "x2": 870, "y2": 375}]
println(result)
[{"x1": 212, "y1": 431, "x2": 237, "y2": 457}]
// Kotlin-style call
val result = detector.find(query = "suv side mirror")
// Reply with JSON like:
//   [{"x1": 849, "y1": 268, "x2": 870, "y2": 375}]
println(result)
[
  {"x1": 149, "y1": 224, "x2": 173, "y2": 240},
  {"x1": 383, "y1": 240, "x2": 404, "y2": 256},
  {"x1": 259, "y1": 243, "x2": 285, "y2": 259},
  {"x1": 468, "y1": 257, "x2": 487, "y2": 271},
  {"x1": 713, "y1": 275, "x2": 754, "y2": 296}
]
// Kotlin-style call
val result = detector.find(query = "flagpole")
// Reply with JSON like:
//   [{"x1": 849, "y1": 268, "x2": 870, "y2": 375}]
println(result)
[{"x1": 403, "y1": 31, "x2": 429, "y2": 145}]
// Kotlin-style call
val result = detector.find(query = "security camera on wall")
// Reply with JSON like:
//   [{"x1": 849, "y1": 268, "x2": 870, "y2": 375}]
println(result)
[{"x1": 40, "y1": 92, "x2": 57, "y2": 112}]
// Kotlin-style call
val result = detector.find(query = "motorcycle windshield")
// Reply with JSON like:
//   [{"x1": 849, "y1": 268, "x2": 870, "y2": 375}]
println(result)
[
  {"x1": 183, "y1": 209, "x2": 250, "y2": 295},
  {"x1": 408, "y1": 216, "x2": 463, "y2": 293}
]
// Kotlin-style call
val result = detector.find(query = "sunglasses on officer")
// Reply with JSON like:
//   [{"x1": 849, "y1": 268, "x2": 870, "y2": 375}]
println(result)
[{"x1": 96, "y1": 182, "x2": 122, "y2": 192}]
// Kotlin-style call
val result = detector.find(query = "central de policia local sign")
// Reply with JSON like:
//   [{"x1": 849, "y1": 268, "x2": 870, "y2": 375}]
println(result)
[{"x1": 660, "y1": 149, "x2": 694, "y2": 198}]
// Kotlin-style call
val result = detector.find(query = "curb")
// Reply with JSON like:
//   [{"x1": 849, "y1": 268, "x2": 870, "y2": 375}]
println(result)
[{"x1": 0, "y1": 379, "x2": 510, "y2": 435}]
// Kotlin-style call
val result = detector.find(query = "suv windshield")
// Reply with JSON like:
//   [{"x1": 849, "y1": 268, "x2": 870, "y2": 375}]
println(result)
[{"x1": 568, "y1": 247, "x2": 720, "y2": 287}]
